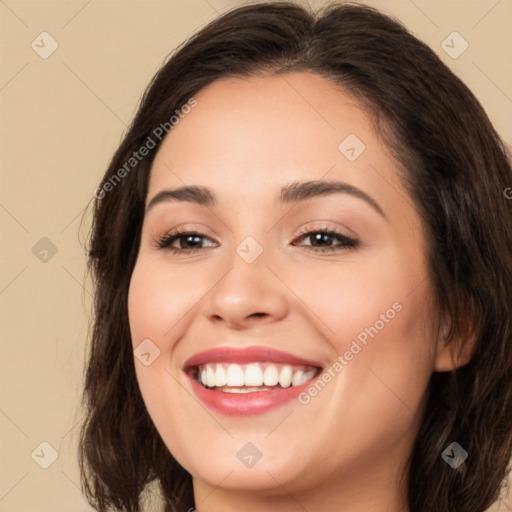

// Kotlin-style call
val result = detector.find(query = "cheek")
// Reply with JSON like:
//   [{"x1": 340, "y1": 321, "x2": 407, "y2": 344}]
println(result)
[
  {"x1": 127, "y1": 259, "x2": 208, "y2": 463},
  {"x1": 286, "y1": 251, "x2": 428, "y2": 347},
  {"x1": 295, "y1": 262, "x2": 434, "y2": 467},
  {"x1": 128, "y1": 257, "x2": 206, "y2": 349},
  {"x1": 287, "y1": 249, "x2": 436, "y2": 407}
]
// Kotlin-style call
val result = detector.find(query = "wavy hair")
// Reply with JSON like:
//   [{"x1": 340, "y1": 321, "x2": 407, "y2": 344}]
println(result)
[{"x1": 79, "y1": 2, "x2": 512, "y2": 511}]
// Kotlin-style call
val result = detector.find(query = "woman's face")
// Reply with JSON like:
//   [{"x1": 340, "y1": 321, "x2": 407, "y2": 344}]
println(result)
[{"x1": 128, "y1": 72, "x2": 442, "y2": 504}]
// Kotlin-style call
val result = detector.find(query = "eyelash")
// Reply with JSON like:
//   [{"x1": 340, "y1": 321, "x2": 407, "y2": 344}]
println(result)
[{"x1": 156, "y1": 226, "x2": 359, "y2": 255}]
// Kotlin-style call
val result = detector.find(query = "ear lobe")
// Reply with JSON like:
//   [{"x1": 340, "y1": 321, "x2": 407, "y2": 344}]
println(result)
[{"x1": 433, "y1": 315, "x2": 477, "y2": 372}]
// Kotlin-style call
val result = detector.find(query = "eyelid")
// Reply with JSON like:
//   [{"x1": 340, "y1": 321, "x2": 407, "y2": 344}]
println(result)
[
  {"x1": 155, "y1": 223, "x2": 218, "y2": 240},
  {"x1": 292, "y1": 220, "x2": 358, "y2": 240}
]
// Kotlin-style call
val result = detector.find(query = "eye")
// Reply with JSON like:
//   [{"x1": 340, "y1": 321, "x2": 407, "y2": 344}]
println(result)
[
  {"x1": 156, "y1": 229, "x2": 217, "y2": 254},
  {"x1": 292, "y1": 227, "x2": 359, "y2": 253},
  {"x1": 155, "y1": 226, "x2": 359, "y2": 255}
]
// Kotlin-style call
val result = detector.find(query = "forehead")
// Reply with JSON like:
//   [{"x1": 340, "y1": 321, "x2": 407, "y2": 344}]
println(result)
[{"x1": 147, "y1": 72, "x2": 406, "y2": 213}]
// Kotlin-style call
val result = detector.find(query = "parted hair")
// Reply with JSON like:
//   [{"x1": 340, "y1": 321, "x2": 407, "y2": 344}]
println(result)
[{"x1": 79, "y1": 2, "x2": 512, "y2": 511}]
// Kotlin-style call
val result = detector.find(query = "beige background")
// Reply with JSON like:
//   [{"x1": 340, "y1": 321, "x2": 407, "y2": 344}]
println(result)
[{"x1": 0, "y1": 0, "x2": 511, "y2": 511}]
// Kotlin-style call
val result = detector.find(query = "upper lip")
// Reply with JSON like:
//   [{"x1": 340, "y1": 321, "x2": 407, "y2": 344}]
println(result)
[{"x1": 183, "y1": 346, "x2": 323, "y2": 369}]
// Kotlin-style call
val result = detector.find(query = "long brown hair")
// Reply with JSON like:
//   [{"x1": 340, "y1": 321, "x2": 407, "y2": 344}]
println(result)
[{"x1": 79, "y1": 2, "x2": 512, "y2": 511}]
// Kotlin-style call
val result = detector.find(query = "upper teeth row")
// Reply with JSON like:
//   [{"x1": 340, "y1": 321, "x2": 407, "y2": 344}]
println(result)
[{"x1": 199, "y1": 363, "x2": 317, "y2": 388}]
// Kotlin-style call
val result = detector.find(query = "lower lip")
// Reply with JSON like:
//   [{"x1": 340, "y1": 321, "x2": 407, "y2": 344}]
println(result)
[{"x1": 186, "y1": 373, "x2": 316, "y2": 416}]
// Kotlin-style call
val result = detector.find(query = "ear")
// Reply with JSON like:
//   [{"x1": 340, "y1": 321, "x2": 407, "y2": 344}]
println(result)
[{"x1": 433, "y1": 314, "x2": 477, "y2": 372}]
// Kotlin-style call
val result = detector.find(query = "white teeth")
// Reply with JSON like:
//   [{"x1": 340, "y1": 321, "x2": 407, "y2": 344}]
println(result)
[
  {"x1": 279, "y1": 366, "x2": 293, "y2": 388},
  {"x1": 226, "y1": 364, "x2": 245, "y2": 386},
  {"x1": 206, "y1": 365, "x2": 216, "y2": 387},
  {"x1": 292, "y1": 370, "x2": 304, "y2": 387},
  {"x1": 244, "y1": 363, "x2": 263, "y2": 386},
  {"x1": 215, "y1": 365, "x2": 227, "y2": 387},
  {"x1": 217, "y1": 386, "x2": 271, "y2": 394},
  {"x1": 303, "y1": 369, "x2": 316, "y2": 382},
  {"x1": 263, "y1": 365, "x2": 279, "y2": 386},
  {"x1": 197, "y1": 362, "x2": 318, "y2": 390}
]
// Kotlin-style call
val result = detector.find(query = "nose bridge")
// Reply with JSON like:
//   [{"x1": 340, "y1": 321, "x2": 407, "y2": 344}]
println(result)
[{"x1": 203, "y1": 232, "x2": 288, "y2": 327}]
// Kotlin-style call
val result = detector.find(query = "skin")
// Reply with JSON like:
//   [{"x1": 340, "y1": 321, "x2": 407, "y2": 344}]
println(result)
[{"x1": 127, "y1": 72, "x2": 462, "y2": 512}]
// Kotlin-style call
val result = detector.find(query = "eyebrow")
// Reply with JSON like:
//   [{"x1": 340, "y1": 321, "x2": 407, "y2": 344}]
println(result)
[{"x1": 146, "y1": 180, "x2": 386, "y2": 219}]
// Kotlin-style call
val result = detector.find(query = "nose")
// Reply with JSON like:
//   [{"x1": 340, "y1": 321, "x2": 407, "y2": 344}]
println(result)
[{"x1": 203, "y1": 246, "x2": 289, "y2": 330}]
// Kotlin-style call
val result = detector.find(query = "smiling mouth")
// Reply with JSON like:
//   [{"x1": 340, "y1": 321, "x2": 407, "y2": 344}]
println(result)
[{"x1": 188, "y1": 362, "x2": 321, "y2": 393}]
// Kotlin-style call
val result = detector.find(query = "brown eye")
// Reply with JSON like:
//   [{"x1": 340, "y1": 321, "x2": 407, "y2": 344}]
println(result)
[
  {"x1": 157, "y1": 230, "x2": 217, "y2": 253},
  {"x1": 293, "y1": 229, "x2": 359, "y2": 253}
]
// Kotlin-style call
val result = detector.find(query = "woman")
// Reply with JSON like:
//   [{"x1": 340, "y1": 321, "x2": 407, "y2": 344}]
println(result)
[{"x1": 79, "y1": 2, "x2": 512, "y2": 511}]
